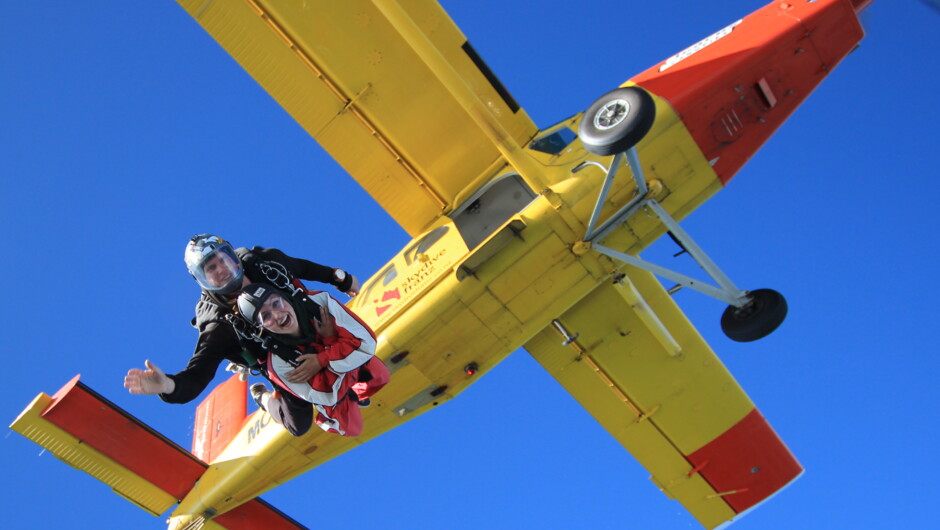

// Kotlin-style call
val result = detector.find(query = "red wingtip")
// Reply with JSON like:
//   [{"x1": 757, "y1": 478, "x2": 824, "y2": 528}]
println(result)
[{"x1": 850, "y1": 0, "x2": 875, "y2": 14}]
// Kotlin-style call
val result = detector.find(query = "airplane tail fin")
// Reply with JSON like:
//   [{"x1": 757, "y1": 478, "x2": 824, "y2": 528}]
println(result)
[
  {"x1": 10, "y1": 375, "x2": 307, "y2": 529},
  {"x1": 192, "y1": 373, "x2": 249, "y2": 463}
]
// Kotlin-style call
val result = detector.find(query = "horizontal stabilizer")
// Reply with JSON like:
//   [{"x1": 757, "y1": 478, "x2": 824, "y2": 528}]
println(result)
[
  {"x1": 10, "y1": 375, "x2": 207, "y2": 515},
  {"x1": 11, "y1": 376, "x2": 304, "y2": 528}
]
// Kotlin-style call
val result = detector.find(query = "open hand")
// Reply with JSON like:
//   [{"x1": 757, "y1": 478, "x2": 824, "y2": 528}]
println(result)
[{"x1": 124, "y1": 360, "x2": 175, "y2": 395}]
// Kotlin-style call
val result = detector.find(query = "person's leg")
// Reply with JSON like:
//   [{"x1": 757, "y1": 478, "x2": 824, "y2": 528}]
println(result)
[
  {"x1": 318, "y1": 399, "x2": 363, "y2": 437},
  {"x1": 352, "y1": 357, "x2": 390, "y2": 401},
  {"x1": 266, "y1": 390, "x2": 315, "y2": 436}
]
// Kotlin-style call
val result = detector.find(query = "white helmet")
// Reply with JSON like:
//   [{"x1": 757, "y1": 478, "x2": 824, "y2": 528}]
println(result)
[{"x1": 184, "y1": 234, "x2": 244, "y2": 294}]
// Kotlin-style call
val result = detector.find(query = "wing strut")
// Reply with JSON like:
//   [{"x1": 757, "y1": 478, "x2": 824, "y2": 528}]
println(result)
[{"x1": 573, "y1": 147, "x2": 749, "y2": 308}]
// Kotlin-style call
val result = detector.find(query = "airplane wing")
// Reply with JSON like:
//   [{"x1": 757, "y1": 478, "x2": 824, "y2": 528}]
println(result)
[
  {"x1": 523, "y1": 269, "x2": 802, "y2": 529},
  {"x1": 173, "y1": 0, "x2": 538, "y2": 236},
  {"x1": 9, "y1": 375, "x2": 305, "y2": 529}
]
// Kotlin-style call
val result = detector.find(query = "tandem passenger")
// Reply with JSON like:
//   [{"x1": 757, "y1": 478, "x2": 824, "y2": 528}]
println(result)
[{"x1": 236, "y1": 283, "x2": 389, "y2": 437}]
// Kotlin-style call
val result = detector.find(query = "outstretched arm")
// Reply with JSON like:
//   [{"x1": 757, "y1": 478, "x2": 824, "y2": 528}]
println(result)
[{"x1": 124, "y1": 359, "x2": 176, "y2": 395}]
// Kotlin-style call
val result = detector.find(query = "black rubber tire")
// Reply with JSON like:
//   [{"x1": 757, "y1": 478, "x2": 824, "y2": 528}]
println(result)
[
  {"x1": 578, "y1": 86, "x2": 656, "y2": 156},
  {"x1": 720, "y1": 289, "x2": 788, "y2": 342}
]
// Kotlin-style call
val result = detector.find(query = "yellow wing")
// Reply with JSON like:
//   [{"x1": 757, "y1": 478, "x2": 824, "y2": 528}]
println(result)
[
  {"x1": 524, "y1": 269, "x2": 802, "y2": 530},
  {"x1": 173, "y1": 0, "x2": 538, "y2": 236}
]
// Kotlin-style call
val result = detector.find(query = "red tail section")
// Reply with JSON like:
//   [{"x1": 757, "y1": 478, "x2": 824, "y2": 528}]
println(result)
[{"x1": 192, "y1": 374, "x2": 249, "y2": 463}]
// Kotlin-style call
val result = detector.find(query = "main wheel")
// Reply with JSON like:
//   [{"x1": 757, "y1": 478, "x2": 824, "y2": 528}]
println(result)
[
  {"x1": 720, "y1": 289, "x2": 788, "y2": 342},
  {"x1": 578, "y1": 86, "x2": 656, "y2": 156}
]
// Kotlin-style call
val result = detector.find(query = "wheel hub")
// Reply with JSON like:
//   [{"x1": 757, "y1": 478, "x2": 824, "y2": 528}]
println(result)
[{"x1": 593, "y1": 99, "x2": 631, "y2": 130}]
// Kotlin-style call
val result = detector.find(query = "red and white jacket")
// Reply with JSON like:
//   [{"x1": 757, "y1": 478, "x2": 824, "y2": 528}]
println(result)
[{"x1": 265, "y1": 291, "x2": 376, "y2": 407}]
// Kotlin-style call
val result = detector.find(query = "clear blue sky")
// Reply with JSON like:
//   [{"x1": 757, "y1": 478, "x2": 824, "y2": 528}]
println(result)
[{"x1": 3, "y1": 1, "x2": 937, "y2": 528}]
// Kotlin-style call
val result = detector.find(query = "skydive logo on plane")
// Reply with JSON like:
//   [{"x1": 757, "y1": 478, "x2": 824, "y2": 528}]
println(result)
[
  {"x1": 401, "y1": 248, "x2": 447, "y2": 295},
  {"x1": 371, "y1": 248, "x2": 448, "y2": 317},
  {"x1": 375, "y1": 288, "x2": 401, "y2": 317},
  {"x1": 659, "y1": 19, "x2": 742, "y2": 72}
]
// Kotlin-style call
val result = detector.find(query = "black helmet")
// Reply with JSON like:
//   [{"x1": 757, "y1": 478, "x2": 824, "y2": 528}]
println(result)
[
  {"x1": 185, "y1": 234, "x2": 244, "y2": 294},
  {"x1": 237, "y1": 283, "x2": 279, "y2": 324}
]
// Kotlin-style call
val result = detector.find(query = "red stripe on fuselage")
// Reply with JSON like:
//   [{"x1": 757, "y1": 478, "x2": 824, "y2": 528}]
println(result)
[{"x1": 633, "y1": 0, "x2": 864, "y2": 185}]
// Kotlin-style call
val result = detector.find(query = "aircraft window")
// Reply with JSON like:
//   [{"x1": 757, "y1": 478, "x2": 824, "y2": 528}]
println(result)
[
  {"x1": 529, "y1": 127, "x2": 577, "y2": 155},
  {"x1": 404, "y1": 226, "x2": 449, "y2": 265},
  {"x1": 358, "y1": 264, "x2": 398, "y2": 306},
  {"x1": 451, "y1": 173, "x2": 536, "y2": 250},
  {"x1": 381, "y1": 265, "x2": 398, "y2": 285}
]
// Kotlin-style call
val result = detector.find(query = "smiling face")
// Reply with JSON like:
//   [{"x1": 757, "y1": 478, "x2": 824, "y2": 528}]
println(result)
[
  {"x1": 257, "y1": 293, "x2": 301, "y2": 337},
  {"x1": 202, "y1": 251, "x2": 239, "y2": 288}
]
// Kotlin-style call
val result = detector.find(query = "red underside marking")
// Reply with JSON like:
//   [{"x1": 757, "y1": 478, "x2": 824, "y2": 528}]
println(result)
[
  {"x1": 632, "y1": 0, "x2": 864, "y2": 185},
  {"x1": 687, "y1": 408, "x2": 802, "y2": 513},
  {"x1": 850, "y1": 0, "x2": 875, "y2": 13},
  {"x1": 214, "y1": 498, "x2": 308, "y2": 530},
  {"x1": 192, "y1": 374, "x2": 249, "y2": 463},
  {"x1": 41, "y1": 375, "x2": 206, "y2": 499}
]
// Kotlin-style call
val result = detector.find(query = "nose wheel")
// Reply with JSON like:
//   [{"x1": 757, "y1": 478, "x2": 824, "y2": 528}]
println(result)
[
  {"x1": 578, "y1": 86, "x2": 656, "y2": 156},
  {"x1": 720, "y1": 289, "x2": 788, "y2": 342}
]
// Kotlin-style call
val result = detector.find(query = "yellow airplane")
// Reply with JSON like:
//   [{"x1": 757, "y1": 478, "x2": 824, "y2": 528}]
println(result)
[{"x1": 11, "y1": 0, "x2": 874, "y2": 528}]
